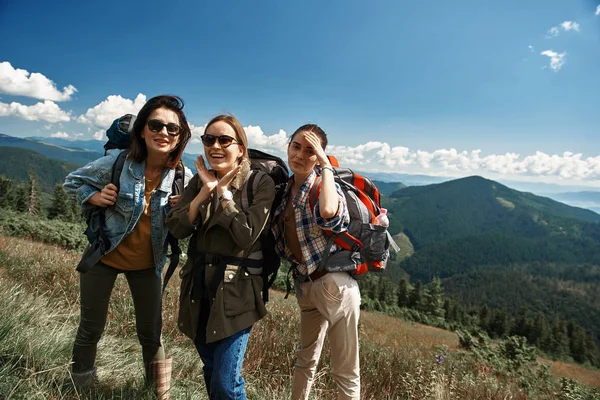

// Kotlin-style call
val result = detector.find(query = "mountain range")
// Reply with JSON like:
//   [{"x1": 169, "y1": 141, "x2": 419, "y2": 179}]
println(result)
[{"x1": 1, "y1": 133, "x2": 599, "y2": 339}]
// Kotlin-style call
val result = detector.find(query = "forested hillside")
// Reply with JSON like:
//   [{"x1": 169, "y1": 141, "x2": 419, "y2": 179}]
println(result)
[
  {"x1": 372, "y1": 180, "x2": 406, "y2": 195},
  {"x1": 0, "y1": 134, "x2": 101, "y2": 165},
  {"x1": 0, "y1": 147, "x2": 81, "y2": 191},
  {"x1": 376, "y1": 176, "x2": 600, "y2": 354}
]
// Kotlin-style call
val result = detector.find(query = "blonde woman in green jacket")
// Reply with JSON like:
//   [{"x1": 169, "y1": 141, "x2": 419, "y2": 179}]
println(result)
[{"x1": 167, "y1": 114, "x2": 275, "y2": 399}]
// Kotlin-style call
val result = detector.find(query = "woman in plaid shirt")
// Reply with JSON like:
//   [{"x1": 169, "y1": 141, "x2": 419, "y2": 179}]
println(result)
[{"x1": 272, "y1": 124, "x2": 361, "y2": 400}]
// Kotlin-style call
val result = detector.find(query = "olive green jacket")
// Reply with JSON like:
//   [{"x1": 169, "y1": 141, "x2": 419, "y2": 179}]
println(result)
[{"x1": 166, "y1": 162, "x2": 275, "y2": 343}]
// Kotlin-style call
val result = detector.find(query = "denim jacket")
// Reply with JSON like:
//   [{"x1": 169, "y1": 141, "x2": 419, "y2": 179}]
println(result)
[{"x1": 63, "y1": 149, "x2": 193, "y2": 276}]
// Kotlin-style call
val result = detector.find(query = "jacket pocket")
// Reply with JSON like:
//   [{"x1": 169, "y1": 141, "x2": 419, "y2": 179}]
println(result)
[
  {"x1": 223, "y1": 265, "x2": 256, "y2": 317},
  {"x1": 116, "y1": 192, "x2": 134, "y2": 212}
]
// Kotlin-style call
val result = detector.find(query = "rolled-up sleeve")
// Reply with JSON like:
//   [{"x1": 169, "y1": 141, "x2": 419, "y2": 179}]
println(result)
[
  {"x1": 63, "y1": 152, "x2": 118, "y2": 216},
  {"x1": 214, "y1": 173, "x2": 275, "y2": 249},
  {"x1": 314, "y1": 182, "x2": 349, "y2": 233}
]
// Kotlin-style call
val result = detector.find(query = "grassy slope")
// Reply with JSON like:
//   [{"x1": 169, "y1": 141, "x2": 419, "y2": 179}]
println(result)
[{"x1": 0, "y1": 236, "x2": 598, "y2": 399}]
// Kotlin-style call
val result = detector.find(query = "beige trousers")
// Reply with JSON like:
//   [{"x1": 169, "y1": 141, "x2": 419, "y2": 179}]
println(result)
[{"x1": 292, "y1": 272, "x2": 361, "y2": 400}]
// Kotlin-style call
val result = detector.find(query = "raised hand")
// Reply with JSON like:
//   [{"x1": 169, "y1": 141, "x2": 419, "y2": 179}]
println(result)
[
  {"x1": 217, "y1": 164, "x2": 242, "y2": 191},
  {"x1": 88, "y1": 183, "x2": 118, "y2": 207},
  {"x1": 304, "y1": 131, "x2": 330, "y2": 167},
  {"x1": 194, "y1": 155, "x2": 218, "y2": 192}
]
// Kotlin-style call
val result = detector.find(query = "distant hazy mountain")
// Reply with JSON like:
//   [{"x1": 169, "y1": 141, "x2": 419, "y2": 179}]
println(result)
[
  {"x1": 1, "y1": 134, "x2": 102, "y2": 165},
  {"x1": 28, "y1": 136, "x2": 106, "y2": 154},
  {"x1": 372, "y1": 180, "x2": 406, "y2": 196},
  {"x1": 357, "y1": 171, "x2": 449, "y2": 186},
  {"x1": 547, "y1": 191, "x2": 600, "y2": 214},
  {"x1": 0, "y1": 147, "x2": 80, "y2": 191}
]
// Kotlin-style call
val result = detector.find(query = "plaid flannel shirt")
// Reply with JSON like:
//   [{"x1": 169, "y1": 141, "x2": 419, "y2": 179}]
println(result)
[{"x1": 272, "y1": 169, "x2": 349, "y2": 276}]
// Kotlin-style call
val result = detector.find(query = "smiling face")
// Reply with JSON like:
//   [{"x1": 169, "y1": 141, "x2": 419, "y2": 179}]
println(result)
[
  {"x1": 287, "y1": 130, "x2": 321, "y2": 176},
  {"x1": 141, "y1": 107, "x2": 181, "y2": 158},
  {"x1": 203, "y1": 120, "x2": 245, "y2": 176}
]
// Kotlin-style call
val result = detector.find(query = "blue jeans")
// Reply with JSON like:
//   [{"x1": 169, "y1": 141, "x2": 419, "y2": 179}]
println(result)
[{"x1": 195, "y1": 326, "x2": 252, "y2": 400}]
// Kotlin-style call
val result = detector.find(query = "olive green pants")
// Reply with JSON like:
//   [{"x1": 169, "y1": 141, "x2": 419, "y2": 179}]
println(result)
[{"x1": 71, "y1": 262, "x2": 165, "y2": 373}]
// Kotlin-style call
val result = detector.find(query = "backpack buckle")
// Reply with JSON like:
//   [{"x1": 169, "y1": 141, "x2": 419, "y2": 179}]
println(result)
[{"x1": 205, "y1": 254, "x2": 221, "y2": 265}]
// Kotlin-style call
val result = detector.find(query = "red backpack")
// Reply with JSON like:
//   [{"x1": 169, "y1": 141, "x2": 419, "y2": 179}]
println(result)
[{"x1": 308, "y1": 155, "x2": 399, "y2": 278}]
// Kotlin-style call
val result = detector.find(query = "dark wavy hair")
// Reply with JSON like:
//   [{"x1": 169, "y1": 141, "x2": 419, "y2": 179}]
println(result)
[
  {"x1": 289, "y1": 124, "x2": 328, "y2": 150},
  {"x1": 128, "y1": 95, "x2": 191, "y2": 168}
]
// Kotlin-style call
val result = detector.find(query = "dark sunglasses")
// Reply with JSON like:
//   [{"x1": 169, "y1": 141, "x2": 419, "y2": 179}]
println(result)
[
  {"x1": 201, "y1": 134, "x2": 240, "y2": 148},
  {"x1": 147, "y1": 119, "x2": 181, "y2": 136}
]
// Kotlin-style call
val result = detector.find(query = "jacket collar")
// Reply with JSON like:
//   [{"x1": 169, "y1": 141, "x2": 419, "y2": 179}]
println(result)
[
  {"x1": 231, "y1": 159, "x2": 251, "y2": 192},
  {"x1": 289, "y1": 169, "x2": 317, "y2": 208},
  {"x1": 127, "y1": 156, "x2": 176, "y2": 192}
]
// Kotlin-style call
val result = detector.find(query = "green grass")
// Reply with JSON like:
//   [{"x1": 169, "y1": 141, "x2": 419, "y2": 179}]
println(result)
[{"x1": 0, "y1": 235, "x2": 599, "y2": 399}]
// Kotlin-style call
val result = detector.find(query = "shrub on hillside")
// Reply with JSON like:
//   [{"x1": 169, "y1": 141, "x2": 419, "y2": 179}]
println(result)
[{"x1": 0, "y1": 209, "x2": 86, "y2": 251}]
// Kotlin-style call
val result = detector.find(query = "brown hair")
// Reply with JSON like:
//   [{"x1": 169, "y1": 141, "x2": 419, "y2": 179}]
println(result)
[
  {"x1": 128, "y1": 95, "x2": 191, "y2": 169},
  {"x1": 204, "y1": 114, "x2": 249, "y2": 165},
  {"x1": 289, "y1": 124, "x2": 328, "y2": 150}
]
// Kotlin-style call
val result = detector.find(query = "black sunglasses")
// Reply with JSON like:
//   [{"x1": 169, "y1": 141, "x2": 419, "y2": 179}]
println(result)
[
  {"x1": 147, "y1": 119, "x2": 181, "y2": 136},
  {"x1": 201, "y1": 134, "x2": 240, "y2": 148}
]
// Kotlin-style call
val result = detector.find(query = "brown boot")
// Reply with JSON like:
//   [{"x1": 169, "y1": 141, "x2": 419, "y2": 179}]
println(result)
[{"x1": 147, "y1": 357, "x2": 172, "y2": 400}]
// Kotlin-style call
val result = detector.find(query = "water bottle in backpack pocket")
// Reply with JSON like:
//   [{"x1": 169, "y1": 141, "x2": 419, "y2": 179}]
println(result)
[{"x1": 360, "y1": 223, "x2": 389, "y2": 272}]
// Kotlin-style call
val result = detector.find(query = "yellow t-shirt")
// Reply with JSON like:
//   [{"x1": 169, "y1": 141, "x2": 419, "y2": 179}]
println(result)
[{"x1": 102, "y1": 178, "x2": 159, "y2": 271}]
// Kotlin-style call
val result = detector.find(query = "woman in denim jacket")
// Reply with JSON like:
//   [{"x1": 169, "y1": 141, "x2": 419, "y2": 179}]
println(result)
[
  {"x1": 63, "y1": 95, "x2": 192, "y2": 398},
  {"x1": 167, "y1": 114, "x2": 275, "y2": 400}
]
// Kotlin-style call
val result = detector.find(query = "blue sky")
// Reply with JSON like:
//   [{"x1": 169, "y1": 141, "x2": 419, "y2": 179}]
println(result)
[{"x1": 0, "y1": 0, "x2": 599, "y2": 186}]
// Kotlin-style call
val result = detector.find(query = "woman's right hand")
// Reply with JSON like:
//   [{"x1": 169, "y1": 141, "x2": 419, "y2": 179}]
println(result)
[
  {"x1": 194, "y1": 155, "x2": 218, "y2": 193},
  {"x1": 88, "y1": 183, "x2": 118, "y2": 207}
]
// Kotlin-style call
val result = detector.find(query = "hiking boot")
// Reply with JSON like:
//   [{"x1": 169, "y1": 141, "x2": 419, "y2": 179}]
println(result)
[
  {"x1": 146, "y1": 358, "x2": 172, "y2": 400},
  {"x1": 70, "y1": 366, "x2": 98, "y2": 389}
]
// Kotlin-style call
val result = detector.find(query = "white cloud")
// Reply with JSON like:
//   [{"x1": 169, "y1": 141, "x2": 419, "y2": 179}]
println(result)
[
  {"x1": 0, "y1": 100, "x2": 71, "y2": 123},
  {"x1": 547, "y1": 27, "x2": 560, "y2": 38},
  {"x1": 50, "y1": 131, "x2": 70, "y2": 139},
  {"x1": 540, "y1": 50, "x2": 566, "y2": 71},
  {"x1": 186, "y1": 123, "x2": 290, "y2": 154},
  {"x1": 560, "y1": 21, "x2": 580, "y2": 32},
  {"x1": 244, "y1": 125, "x2": 289, "y2": 151},
  {"x1": 78, "y1": 93, "x2": 146, "y2": 128},
  {"x1": 319, "y1": 142, "x2": 600, "y2": 182},
  {"x1": 0, "y1": 61, "x2": 77, "y2": 101},
  {"x1": 92, "y1": 130, "x2": 105, "y2": 140},
  {"x1": 596, "y1": 5, "x2": 600, "y2": 16},
  {"x1": 184, "y1": 125, "x2": 600, "y2": 183},
  {"x1": 189, "y1": 123, "x2": 206, "y2": 144},
  {"x1": 546, "y1": 21, "x2": 580, "y2": 38}
]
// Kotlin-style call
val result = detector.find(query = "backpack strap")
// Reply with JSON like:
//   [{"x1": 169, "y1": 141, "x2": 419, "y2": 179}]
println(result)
[
  {"x1": 111, "y1": 151, "x2": 127, "y2": 190},
  {"x1": 162, "y1": 161, "x2": 186, "y2": 294},
  {"x1": 308, "y1": 174, "x2": 363, "y2": 253},
  {"x1": 240, "y1": 170, "x2": 257, "y2": 212},
  {"x1": 77, "y1": 151, "x2": 127, "y2": 273}
]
